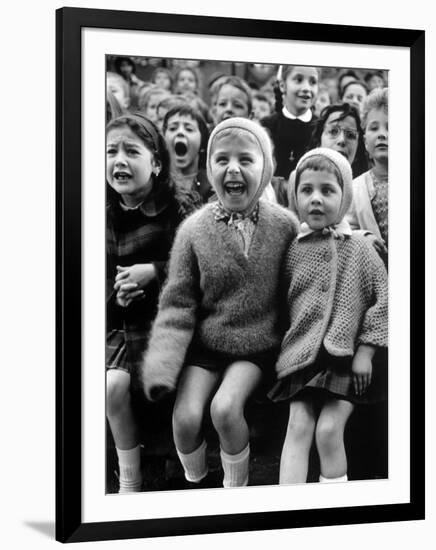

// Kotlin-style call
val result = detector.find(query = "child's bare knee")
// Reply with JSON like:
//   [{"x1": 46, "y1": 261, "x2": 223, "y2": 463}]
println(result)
[
  {"x1": 210, "y1": 394, "x2": 240, "y2": 434},
  {"x1": 173, "y1": 402, "x2": 203, "y2": 440},
  {"x1": 106, "y1": 370, "x2": 131, "y2": 417},
  {"x1": 315, "y1": 417, "x2": 341, "y2": 453}
]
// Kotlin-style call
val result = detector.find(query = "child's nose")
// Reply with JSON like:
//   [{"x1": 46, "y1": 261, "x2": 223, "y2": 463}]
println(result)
[
  {"x1": 114, "y1": 152, "x2": 128, "y2": 166},
  {"x1": 311, "y1": 191, "x2": 322, "y2": 203},
  {"x1": 227, "y1": 160, "x2": 240, "y2": 173}
]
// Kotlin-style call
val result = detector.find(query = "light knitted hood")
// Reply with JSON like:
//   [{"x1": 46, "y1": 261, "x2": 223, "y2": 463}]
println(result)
[
  {"x1": 289, "y1": 147, "x2": 354, "y2": 226},
  {"x1": 206, "y1": 117, "x2": 274, "y2": 216}
]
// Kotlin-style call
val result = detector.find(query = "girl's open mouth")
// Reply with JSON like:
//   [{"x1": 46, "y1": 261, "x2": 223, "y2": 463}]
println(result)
[
  {"x1": 113, "y1": 171, "x2": 131, "y2": 181},
  {"x1": 174, "y1": 141, "x2": 188, "y2": 156},
  {"x1": 224, "y1": 182, "x2": 245, "y2": 195}
]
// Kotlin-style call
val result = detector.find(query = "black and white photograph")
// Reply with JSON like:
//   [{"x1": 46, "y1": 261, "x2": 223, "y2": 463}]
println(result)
[
  {"x1": 105, "y1": 55, "x2": 390, "y2": 495},
  {"x1": 53, "y1": 5, "x2": 426, "y2": 545},
  {"x1": 3, "y1": 0, "x2": 435, "y2": 548}
]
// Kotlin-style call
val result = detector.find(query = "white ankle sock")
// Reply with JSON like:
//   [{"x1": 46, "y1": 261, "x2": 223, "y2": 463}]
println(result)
[
  {"x1": 116, "y1": 445, "x2": 142, "y2": 493},
  {"x1": 220, "y1": 444, "x2": 250, "y2": 488},
  {"x1": 176, "y1": 440, "x2": 208, "y2": 483},
  {"x1": 319, "y1": 473, "x2": 348, "y2": 483}
]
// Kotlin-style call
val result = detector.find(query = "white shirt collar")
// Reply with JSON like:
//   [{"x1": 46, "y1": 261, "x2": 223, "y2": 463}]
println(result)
[
  {"x1": 282, "y1": 105, "x2": 313, "y2": 122},
  {"x1": 297, "y1": 220, "x2": 353, "y2": 241}
]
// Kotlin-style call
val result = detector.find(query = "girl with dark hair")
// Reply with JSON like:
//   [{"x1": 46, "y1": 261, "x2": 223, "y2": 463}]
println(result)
[
  {"x1": 307, "y1": 103, "x2": 368, "y2": 178},
  {"x1": 105, "y1": 113, "x2": 187, "y2": 493},
  {"x1": 163, "y1": 103, "x2": 214, "y2": 214},
  {"x1": 261, "y1": 65, "x2": 319, "y2": 180},
  {"x1": 113, "y1": 57, "x2": 146, "y2": 110}
]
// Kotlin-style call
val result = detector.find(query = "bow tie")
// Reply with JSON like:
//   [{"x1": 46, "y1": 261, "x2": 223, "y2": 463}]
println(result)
[
  {"x1": 297, "y1": 220, "x2": 352, "y2": 241},
  {"x1": 212, "y1": 202, "x2": 259, "y2": 225}
]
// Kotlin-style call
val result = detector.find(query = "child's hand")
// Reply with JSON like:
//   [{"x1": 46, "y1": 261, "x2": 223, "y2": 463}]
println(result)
[
  {"x1": 365, "y1": 233, "x2": 388, "y2": 257},
  {"x1": 115, "y1": 283, "x2": 144, "y2": 308},
  {"x1": 352, "y1": 345, "x2": 375, "y2": 395},
  {"x1": 114, "y1": 264, "x2": 157, "y2": 291}
]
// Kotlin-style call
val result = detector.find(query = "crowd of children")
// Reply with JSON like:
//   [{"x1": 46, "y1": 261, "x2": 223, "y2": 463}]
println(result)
[{"x1": 106, "y1": 56, "x2": 389, "y2": 493}]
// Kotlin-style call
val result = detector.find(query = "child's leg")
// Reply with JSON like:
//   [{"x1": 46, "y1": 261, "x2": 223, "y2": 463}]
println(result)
[
  {"x1": 172, "y1": 365, "x2": 220, "y2": 482},
  {"x1": 315, "y1": 398, "x2": 354, "y2": 480},
  {"x1": 106, "y1": 369, "x2": 142, "y2": 492},
  {"x1": 279, "y1": 398, "x2": 316, "y2": 484},
  {"x1": 210, "y1": 361, "x2": 263, "y2": 486}
]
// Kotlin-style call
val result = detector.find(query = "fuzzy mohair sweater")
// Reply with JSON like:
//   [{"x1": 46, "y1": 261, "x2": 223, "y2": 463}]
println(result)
[
  {"x1": 142, "y1": 199, "x2": 299, "y2": 400},
  {"x1": 276, "y1": 231, "x2": 388, "y2": 379}
]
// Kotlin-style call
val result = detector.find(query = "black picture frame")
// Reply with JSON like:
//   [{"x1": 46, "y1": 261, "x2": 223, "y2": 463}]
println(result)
[{"x1": 56, "y1": 6, "x2": 425, "y2": 543}]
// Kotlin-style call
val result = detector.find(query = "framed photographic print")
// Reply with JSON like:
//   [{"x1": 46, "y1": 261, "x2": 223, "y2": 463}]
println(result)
[{"x1": 56, "y1": 7, "x2": 425, "y2": 543}]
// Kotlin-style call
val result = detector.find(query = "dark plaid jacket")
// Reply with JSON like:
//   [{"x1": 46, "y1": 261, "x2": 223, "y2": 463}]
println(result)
[{"x1": 106, "y1": 195, "x2": 185, "y2": 333}]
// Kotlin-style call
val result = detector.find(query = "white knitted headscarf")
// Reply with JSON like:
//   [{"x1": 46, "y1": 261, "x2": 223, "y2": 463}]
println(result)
[
  {"x1": 207, "y1": 117, "x2": 274, "y2": 216},
  {"x1": 290, "y1": 147, "x2": 354, "y2": 226}
]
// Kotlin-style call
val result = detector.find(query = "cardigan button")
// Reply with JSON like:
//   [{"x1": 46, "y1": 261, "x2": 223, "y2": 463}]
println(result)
[
  {"x1": 321, "y1": 281, "x2": 329, "y2": 292},
  {"x1": 324, "y1": 250, "x2": 332, "y2": 262}
]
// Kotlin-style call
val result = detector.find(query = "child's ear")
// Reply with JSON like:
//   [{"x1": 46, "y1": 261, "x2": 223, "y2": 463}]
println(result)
[
  {"x1": 279, "y1": 80, "x2": 286, "y2": 94},
  {"x1": 152, "y1": 158, "x2": 162, "y2": 176}
]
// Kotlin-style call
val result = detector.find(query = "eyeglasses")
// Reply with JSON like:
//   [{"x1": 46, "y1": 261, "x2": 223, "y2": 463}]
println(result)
[{"x1": 324, "y1": 124, "x2": 358, "y2": 141}]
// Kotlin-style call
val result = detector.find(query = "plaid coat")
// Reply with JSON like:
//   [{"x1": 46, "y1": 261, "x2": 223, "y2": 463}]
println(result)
[{"x1": 106, "y1": 195, "x2": 185, "y2": 378}]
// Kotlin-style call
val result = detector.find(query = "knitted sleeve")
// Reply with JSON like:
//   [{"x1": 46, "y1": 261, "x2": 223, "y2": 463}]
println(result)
[
  {"x1": 141, "y1": 218, "x2": 200, "y2": 401},
  {"x1": 358, "y1": 258, "x2": 388, "y2": 349}
]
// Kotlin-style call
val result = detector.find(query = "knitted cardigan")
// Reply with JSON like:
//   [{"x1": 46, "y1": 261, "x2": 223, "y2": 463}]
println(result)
[
  {"x1": 276, "y1": 231, "x2": 388, "y2": 379},
  {"x1": 142, "y1": 199, "x2": 299, "y2": 399},
  {"x1": 346, "y1": 170, "x2": 383, "y2": 241}
]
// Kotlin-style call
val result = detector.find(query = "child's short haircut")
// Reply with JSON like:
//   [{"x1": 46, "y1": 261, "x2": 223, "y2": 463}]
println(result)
[
  {"x1": 338, "y1": 69, "x2": 359, "y2": 91},
  {"x1": 213, "y1": 76, "x2": 253, "y2": 113},
  {"x1": 173, "y1": 65, "x2": 200, "y2": 92},
  {"x1": 340, "y1": 79, "x2": 368, "y2": 100},
  {"x1": 138, "y1": 86, "x2": 170, "y2": 110},
  {"x1": 364, "y1": 70, "x2": 385, "y2": 86},
  {"x1": 151, "y1": 67, "x2": 173, "y2": 87},
  {"x1": 157, "y1": 95, "x2": 187, "y2": 112},
  {"x1": 295, "y1": 155, "x2": 343, "y2": 192},
  {"x1": 163, "y1": 103, "x2": 210, "y2": 168},
  {"x1": 361, "y1": 87, "x2": 389, "y2": 128},
  {"x1": 114, "y1": 56, "x2": 136, "y2": 74},
  {"x1": 292, "y1": 148, "x2": 354, "y2": 224}
]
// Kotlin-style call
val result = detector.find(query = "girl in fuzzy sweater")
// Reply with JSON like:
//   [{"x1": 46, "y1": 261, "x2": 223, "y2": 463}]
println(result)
[
  {"x1": 270, "y1": 148, "x2": 388, "y2": 485},
  {"x1": 142, "y1": 118, "x2": 299, "y2": 488}
]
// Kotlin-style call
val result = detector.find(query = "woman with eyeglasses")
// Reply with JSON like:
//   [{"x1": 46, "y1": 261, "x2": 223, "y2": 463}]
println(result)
[
  {"x1": 283, "y1": 103, "x2": 368, "y2": 207},
  {"x1": 307, "y1": 103, "x2": 369, "y2": 178}
]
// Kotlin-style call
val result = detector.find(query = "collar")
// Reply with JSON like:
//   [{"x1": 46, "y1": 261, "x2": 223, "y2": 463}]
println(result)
[
  {"x1": 212, "y1": 201, "x2": 259, "y2": 225},
  {"x1": 118, "y1": 197, "x2": 168, "y2": 217},
  {"x1": 282, "y1": 106, "x2": 313, "y2": 122},
  {"x1": 297, "y1": 219, "x2": 352, "y2": 241}
]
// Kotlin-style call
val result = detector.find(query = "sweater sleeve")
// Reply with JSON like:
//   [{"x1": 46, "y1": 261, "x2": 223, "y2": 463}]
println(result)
[
  {"x1": 141, "y1": 219, "x2": 200, "y2": 401},
  {"x1": 357, "y1": 259, "x2": 388, "y2": 349}
]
